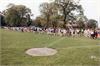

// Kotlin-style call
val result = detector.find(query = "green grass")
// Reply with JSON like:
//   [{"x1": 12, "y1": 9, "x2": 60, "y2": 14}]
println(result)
[{"x1": 0, "y1": 29, "x2": 100, "y2": 66}]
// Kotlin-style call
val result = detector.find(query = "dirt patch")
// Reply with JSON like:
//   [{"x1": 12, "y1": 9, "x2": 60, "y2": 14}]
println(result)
[{"x1": 25, "y1": 48, "x2": 57, "y2": 56}]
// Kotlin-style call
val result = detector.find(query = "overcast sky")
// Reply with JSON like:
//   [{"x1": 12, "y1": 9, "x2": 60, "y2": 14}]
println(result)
[{"x1": 0, "y1": 0, "x2": 100, "y2": 27}]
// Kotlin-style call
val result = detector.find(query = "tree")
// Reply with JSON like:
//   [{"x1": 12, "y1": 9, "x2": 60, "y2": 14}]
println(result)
[
  {"x1": 76, "y1": 15, "x2": 88, "y2": 29},
  {"x1": 55, "y1": 0, "x2": 84, "y2": 28},
  {"x1": 87, "y1": 19, "x2": 98, "y2": 29},
  {"x1": 4, "y1": 4, "x2": 32, "y2": 26},
  {"x1": 0, "y1": 13, "x2": 6, "y2": 26},
  {"x1": 26, "y1": 14, "x2": 32, "y2": 26},
  {"x1": 40, "y1": 2, "x2": 58, "y2": 28},
  {"x1": 34, "y1": 16, "x2": 47, "y2": 27}
]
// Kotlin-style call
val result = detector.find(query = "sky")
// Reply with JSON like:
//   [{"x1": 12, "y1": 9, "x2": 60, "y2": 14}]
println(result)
[{"x1": 0, "y1": 0, "x2": 100, "y2": 27}]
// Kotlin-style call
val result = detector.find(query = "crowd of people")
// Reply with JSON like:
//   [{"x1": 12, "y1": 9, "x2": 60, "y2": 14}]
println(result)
[
  {"x1": 84, "y1": 29, "x2": 98, "y2": 39},
  {"x1": 2, "y1": 26, "x2": 100, "y2": 39}
]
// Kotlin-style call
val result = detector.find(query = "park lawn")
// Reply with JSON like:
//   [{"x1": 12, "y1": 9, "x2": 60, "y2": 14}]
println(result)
[{"x1": 0, "y1": 29, "x2": 100, "y2": 66}]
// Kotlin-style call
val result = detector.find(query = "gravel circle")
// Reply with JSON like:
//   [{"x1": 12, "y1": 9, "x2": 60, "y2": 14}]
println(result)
[{"x1": 25, "y1": 48, "x2": 57, "y2": 56}]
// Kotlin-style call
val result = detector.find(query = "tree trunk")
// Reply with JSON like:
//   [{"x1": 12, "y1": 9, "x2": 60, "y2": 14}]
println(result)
[
  {"x1": 46, "y1": 15, "x2": 50, "y2": 28},
  {"x1": 63, "y1": 8, "x2": 67, "y2": 28}
]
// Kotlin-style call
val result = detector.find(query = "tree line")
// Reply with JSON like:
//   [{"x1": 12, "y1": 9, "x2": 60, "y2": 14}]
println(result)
[{"x1": 0, "y1": 0, "x2": 98, "y2": 29}]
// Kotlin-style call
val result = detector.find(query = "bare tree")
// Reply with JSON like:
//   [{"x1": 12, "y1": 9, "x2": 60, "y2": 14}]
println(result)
[{"x1": 55, "y1": 0, "x2": 83, "y2": 28}]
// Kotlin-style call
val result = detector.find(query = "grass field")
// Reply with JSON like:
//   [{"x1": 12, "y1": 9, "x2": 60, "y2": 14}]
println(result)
[{"x1": 0, "y1": 29, "x2": 100, "y2": 66}]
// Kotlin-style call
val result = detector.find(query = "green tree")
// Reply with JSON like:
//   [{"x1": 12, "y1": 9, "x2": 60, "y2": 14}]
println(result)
[
  {"x1": 0, "y1": 13, "x2": 6, "y2": 26},
  {"x1": 76, "y1": 15, "x2": 88, "y2": 29},
  {"x1": 87, "y1": 19, "x2": 98, "y2": 29},
  {"x1": 34, "y1": 16, "x2": 47, "y2": 27},
  {"x1": 4, "y1": 4, "x2": 31, "y2": 26}
]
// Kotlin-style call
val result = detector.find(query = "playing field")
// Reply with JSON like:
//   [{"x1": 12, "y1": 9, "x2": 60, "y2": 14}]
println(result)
[{"x1": 0, "y1": 29, "x2": 100, "y2": 66}]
